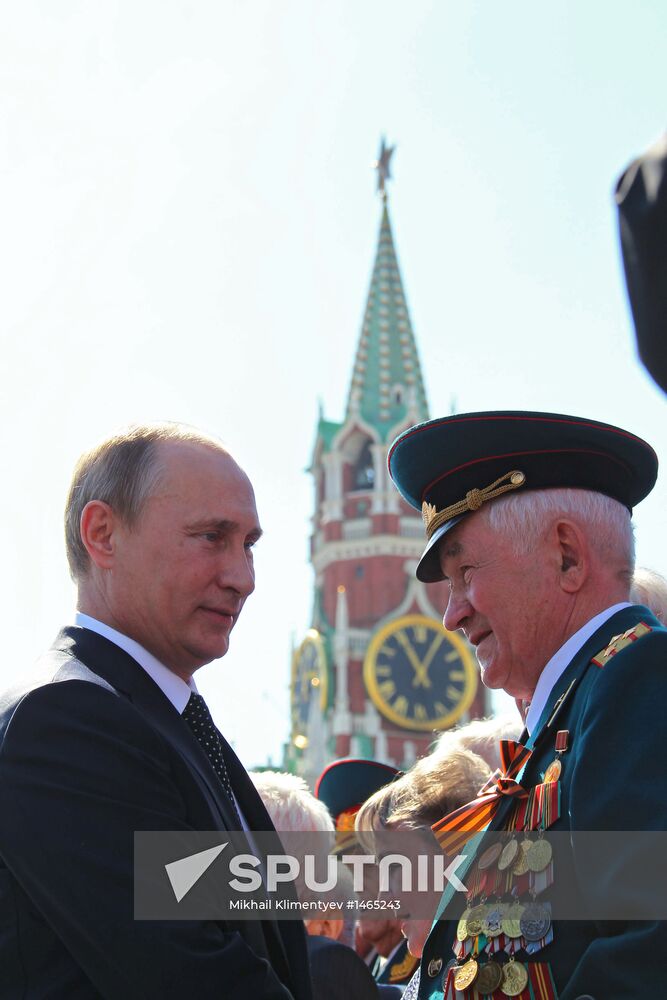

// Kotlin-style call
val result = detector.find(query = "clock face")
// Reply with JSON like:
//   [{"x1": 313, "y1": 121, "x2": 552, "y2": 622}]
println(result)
[
  {"x1": 291, "y1": 630, "x2": 328, "y2": 746},
  {"x1": 363, "y1": 614, "x2": 477, "y2": 731}
]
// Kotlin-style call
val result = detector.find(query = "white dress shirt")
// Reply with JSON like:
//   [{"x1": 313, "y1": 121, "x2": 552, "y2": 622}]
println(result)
[
  {"x1": 525, "y1": 602, "x2": 631, "y2": 736},
  {"x1": 72, "y1": 612, "x2": 250, "y2": 827},
  {"x1": 74, "y1": 611, "x2": 197, "y2": 711}
]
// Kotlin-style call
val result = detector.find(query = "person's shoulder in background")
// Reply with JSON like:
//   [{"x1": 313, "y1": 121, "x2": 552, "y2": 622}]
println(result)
[{"x1": 307, "y1": 934, "x2": 402, "y2": 999}]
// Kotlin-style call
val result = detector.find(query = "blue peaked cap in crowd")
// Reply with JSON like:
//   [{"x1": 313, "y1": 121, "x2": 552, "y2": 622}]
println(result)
[
  {"x1": 315, "y1": 758, "x2": 400, "y2": 827},
  {"x1": 388, "y1": 410, "x2": 658, "y2": 584}
]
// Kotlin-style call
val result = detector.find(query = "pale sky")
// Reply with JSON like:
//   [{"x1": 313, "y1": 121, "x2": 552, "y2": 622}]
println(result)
[{"x1": 1, "y1": 1, "x2": 665, "y2": 767}]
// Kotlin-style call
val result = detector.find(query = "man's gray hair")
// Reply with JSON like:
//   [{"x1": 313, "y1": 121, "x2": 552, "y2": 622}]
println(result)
[
  {"x1": 485, "y1": 487, "x2": 635, "y2": 571},
  {"x1": 250, "y1": 770, "x2": 335, "y2": 836},
  {"x1": 631, "y1": 567, "x2": 667, "y2": 624},
  {"x1": 433, "y1": 714, "x2": 523, "y2": 772},
  {"x1": 64, "y1": 421, "x2": 226, "y2": 581}
]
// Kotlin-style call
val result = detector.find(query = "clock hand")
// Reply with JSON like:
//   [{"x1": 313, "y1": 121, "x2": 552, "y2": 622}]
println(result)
[
  {"x1": 394, "y1": 630, "x2": 432, "y2": 689},
  {"x1": 421, "y1": 633, "x2": 445, "y2": 676},
  {"x1": 410, "y1": 634, "x2": 443, "y2": 688}
]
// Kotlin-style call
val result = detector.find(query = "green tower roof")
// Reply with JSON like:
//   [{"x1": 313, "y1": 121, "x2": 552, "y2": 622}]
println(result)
[{"x1": 345, "y1": 200, "x2": 429, "y2": 440}]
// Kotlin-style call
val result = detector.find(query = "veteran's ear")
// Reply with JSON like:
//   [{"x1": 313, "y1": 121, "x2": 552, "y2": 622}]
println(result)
[
  {"x1": 554, "y1": 519, "x2": 588, "y2": 593},
  {"x1": 79, "y1": 500, "x2": 117, "y2": 571}
]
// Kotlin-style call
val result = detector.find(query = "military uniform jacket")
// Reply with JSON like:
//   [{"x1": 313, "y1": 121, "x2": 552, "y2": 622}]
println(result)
[
  {"x1": 0, "y1": 627, "x2": 313, "y2": 1000},
  {"x1": 417, "y1": 605, "x2": 667, "y2": 1000},
  {"x1": 375, "y1": 938, "x2": 419, "y2": 987}
]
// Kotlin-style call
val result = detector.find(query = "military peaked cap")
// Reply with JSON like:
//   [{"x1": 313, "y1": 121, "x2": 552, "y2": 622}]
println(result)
[
  {"x1": 388, "y1": 410, "x2": 658, "y2": 583},
  {"x1": 315, "y1": 758, "x2": 400, "y2": 826}
]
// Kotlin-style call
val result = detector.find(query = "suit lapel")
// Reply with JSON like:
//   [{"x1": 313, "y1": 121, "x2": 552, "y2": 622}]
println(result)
[
  {"x1": 55, "y1": 627, "x2": 240, "y2": 831},
  {"x1": 56, "y1": 627, "x2": 305, "y2": 991}
]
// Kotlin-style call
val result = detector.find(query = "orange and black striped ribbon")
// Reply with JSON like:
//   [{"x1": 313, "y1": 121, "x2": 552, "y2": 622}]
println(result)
[{"x1": 431, "y1": 740, "x2": 533, "y2": 855}]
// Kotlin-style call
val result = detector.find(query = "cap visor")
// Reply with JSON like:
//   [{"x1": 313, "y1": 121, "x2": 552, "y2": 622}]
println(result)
[{"x1": 416, "y1": 514, "x2": 466, "y2": 582}]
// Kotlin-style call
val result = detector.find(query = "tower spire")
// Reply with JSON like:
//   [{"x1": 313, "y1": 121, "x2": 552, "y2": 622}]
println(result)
[{"x1": 345, "y1": 141, "x2": 429, "y2": 437}]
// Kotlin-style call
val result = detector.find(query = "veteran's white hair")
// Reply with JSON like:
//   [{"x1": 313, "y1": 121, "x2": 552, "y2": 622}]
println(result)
[
  {"x1": 484, "y1": 488, "x2": 635, "y2": 573},
  {"x1": 432, "y1": 714, "x2": 523, "y2": 771},
  {"x1": 631, "y1": 567, "x2": 667, "y2": 624},
  {"x1": 250, "y1": 770, "x2": 335, "y2": 834}
]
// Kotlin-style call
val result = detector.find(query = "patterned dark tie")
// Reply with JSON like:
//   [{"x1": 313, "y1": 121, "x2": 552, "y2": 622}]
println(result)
[{"x1": 182, "y1": 693, "x2": 240, "y2": 823}]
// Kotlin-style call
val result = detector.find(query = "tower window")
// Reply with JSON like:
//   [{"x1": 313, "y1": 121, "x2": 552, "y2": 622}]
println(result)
[
  {"x1": 393, "y1": 384, "x2": 404, "y2": 406},
  {"x1": 352, "y1": 440, "x2": 375, "y2": 490}
]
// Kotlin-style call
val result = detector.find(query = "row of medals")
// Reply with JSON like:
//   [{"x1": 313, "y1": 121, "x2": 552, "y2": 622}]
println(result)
[{"x1": 449, "y1": 834, "x2": 553, "y2": 997}]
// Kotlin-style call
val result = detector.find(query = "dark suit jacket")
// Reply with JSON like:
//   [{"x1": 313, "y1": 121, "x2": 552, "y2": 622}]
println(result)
[
  {"x1": 0, "y1": 627, "x2": 313, "y2": 1000},
  {"x1": 307, "y1": 936, "x2": 403, "y2": 1000},
  {"x1": 417, "y1": 606, "x2": 667, "y2": 1000}
]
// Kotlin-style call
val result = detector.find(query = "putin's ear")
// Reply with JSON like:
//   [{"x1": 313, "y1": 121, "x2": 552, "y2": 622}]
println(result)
[
  {"x1": 79, "y1": 501, "x2": 117, "y2": 570},
  {"x1": 555, "y1": 519, "x2": 587, "y2": 593}
]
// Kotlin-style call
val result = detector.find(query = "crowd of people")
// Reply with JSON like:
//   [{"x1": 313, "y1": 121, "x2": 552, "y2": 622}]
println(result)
[{"x1": 0, "y1": 130, "x2": 664, "y2": 1000}]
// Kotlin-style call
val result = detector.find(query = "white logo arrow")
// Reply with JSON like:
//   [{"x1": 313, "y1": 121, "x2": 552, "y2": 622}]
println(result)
[{"x1": 165, "y1": 843, "x2": 228, "y2": 902}]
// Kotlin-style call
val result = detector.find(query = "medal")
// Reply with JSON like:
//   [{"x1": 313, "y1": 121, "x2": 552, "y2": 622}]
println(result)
[
  {"x1": 465, "y1": 904, "x2": 486, "y2": 938},
  {"x1": 476, "y1": 960, "x2": 503, "y2": 994},
  {"x1": 482, "y1": 905, "x2": 504, "y2": 938},
  {"x1": 501, "y1": 902, "x2": 523, "y2": 939},
  {"x1": 478, "y1": 841, "x2": 503, "y2": 870},
  {"x1": 501, "y1": 959, "x2": 529, "y2": 996},
  {"x1": 511, "y1": 840, "x2": 531, "y2": 876},
  {"x1": 453, "y1": 957, "x2": 478, "y2": 991},
  {"x1": 498, "y1": 837, "x2": 519, "y2": 871},
  {"x1": 519, "y1": 900, "x2": 551, "y2": 942},
  {"x1": 544, "y1": 729, "x2": 569, "y2": 784},
  {"x1": 543, "y1": 758, "x2": 561, "y2": 783},
  {"x1": 527, "y1": 837, "x2": 552, "y2": 872},
  {"x1": 427, "y1": 957, "x2": 443, "y2": 978},
  {"x1": 456, "y1": 908, "x2": 469, "y2": 942}
]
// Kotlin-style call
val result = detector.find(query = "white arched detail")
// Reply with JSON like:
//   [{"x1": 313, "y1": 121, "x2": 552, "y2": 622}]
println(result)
[
  {"x1": 333, "y1": 417, "x2": 381, "y2": 459},
  {"x1": 371, "y1": 574, "x2": 445, "y2": 631},
  {"x1": 312, "y1": 535, "x2": 424, "y2": 574}
]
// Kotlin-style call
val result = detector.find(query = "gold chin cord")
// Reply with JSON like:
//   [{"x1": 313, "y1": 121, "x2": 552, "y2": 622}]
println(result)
[{"x1": 422, "y1": 470, "x2": 526, "y2": 540}]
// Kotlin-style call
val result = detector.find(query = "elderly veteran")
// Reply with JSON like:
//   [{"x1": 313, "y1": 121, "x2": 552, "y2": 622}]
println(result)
[{"x1": 387, "y1": 410, "x2": 666, "y2": 1000}]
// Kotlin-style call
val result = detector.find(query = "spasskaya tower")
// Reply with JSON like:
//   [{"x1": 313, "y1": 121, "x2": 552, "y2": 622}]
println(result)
[{"x1": 286, "y1": 141, "x2": 487, "y2": 785}]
